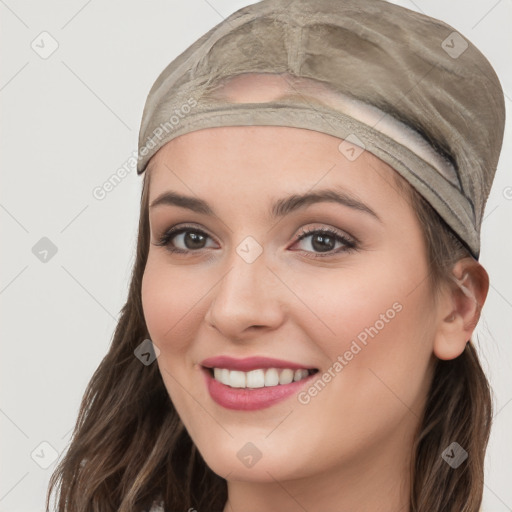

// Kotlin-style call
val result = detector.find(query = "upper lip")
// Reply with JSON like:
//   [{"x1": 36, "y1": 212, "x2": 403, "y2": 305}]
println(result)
[{"x1": 200, "y1": 355, "x2": 317, "y2": 372}]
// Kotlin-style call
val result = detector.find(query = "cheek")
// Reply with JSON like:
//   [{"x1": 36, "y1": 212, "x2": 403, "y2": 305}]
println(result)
[
  {"x1": 141, "y1": 257, "x2": 200, "y2": 355},
  {"x1": 285, "y1": 257, "x2": 435, "y2": 468},
  {"x1": 141, "y1": 259, "x2": 204, "y2": 422},
  {"x1": 297, "y1": 250, "x2": 432, "y2": 353},
  {"x1": 298, "y1": 248, "x2": 435, "y2": 407}
]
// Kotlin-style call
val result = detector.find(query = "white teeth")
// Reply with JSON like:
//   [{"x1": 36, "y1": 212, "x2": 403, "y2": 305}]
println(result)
[
  {"x1": 211, "y1": 367, "x2": 312, "y2": 388},
  {"x1": 214, "y1": 368, "x2": 231, "y2": 386},
  {"x1": 229, "y1": 370, "x2": 246, "y2": 388},
  {"x1": 220, "y1": 368, "x2": 230, "y2": 385},
  {"x1": 294, "y1": 369, "x2": 309, "y2": 382},
  {"x1": 278, "y1": 369, "x2": 294, "y2": 385},
  {"x1": 264, "y1": 368, "x2": 279, "y2": 386},
  {"x1": 246, "y1": 369, "x2": 265, "y2": 388}
]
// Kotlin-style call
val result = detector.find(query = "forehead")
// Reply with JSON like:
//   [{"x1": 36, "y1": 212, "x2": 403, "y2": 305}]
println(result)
[
  {"x1": 148, "y1": 124, "x2": 389, "y2": 177},
  {"x1": 146, "y1": 125, "x2": 405, "y2": 218}
]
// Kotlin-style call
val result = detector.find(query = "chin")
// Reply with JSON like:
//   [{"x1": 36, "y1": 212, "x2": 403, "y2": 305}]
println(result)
[{"x1": 195, "y1": 438, "x2": 316, "y2": 483}]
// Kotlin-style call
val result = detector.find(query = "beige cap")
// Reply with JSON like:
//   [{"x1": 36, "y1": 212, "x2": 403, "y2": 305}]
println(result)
[{"x1": 137, "y1": 0, "x2": 506, "y2": 259}]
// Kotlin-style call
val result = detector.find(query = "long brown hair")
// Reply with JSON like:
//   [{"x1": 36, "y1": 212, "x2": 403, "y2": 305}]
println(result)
[{"x1": 45, "y1": 161, "x2": 493, "y2": 512}]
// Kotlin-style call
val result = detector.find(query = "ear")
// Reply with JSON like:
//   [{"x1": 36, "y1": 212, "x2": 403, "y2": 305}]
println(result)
[{"x1": 433, "y1": 257, "x2": 489, "y2": 360}]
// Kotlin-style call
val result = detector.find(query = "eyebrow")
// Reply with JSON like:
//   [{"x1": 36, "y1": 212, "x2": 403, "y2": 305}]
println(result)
[{"x1": 149, "y1": 187, "x2": 382, "y2": 223}]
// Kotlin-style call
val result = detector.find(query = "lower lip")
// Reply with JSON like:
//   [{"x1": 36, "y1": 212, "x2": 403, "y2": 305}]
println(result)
[{"x1": 201, "y1": 367, "x2": 317, "y2": 411}]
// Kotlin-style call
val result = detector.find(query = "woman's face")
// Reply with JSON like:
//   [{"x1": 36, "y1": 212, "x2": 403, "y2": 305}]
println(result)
[{"x1": 141, "y1": 124, "x2": 438, "y2": 484}]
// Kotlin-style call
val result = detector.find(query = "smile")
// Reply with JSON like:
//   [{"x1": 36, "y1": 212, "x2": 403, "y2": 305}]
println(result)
[
  {"x1": 200, "y1": 365, "x2": 319, "y2": 411},
  {"x1": 209, "y1": 367, "x2": 316, "y2": 388}
]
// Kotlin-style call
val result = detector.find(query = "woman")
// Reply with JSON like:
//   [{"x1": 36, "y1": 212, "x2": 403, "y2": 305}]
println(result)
[{"x1": 46, "y1": 0, "x2": 506, "y2": 510}]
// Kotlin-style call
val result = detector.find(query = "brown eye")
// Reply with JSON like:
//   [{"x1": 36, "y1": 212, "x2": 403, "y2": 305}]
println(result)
[
  {"x1": 179, "y1": 231, "x2": 208, "y2": 250},
  {"x1": 154, "y1": 226, "x2": 216, "y2": 254},
  {"x1": 292, "y1": 227, "x2": 357, "y2": 258}
]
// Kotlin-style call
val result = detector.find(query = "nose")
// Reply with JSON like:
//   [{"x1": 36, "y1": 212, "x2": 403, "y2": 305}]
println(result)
[{"x1": 204, "y1": 252, "x2": 286, "y2": 340}]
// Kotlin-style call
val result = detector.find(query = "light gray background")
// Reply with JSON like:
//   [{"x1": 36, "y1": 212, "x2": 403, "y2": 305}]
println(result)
[{"x1": 1, "y1": 1, "x2": 511, "y2": 510}]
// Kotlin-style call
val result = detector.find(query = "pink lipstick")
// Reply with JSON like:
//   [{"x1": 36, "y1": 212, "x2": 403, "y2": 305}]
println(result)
[{"x1": 200, "y1": 356, "x2": 318, "y2": 411}]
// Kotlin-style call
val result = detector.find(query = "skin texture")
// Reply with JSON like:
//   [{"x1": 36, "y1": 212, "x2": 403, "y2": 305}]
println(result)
[{"x1": 141, "y1": 76, "x2": 488, "y2": 512}]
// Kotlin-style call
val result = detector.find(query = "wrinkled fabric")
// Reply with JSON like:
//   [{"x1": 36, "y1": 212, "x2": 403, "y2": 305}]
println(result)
[{"x1": 137, "y1": 0, "x2": 506, "y2": 259}]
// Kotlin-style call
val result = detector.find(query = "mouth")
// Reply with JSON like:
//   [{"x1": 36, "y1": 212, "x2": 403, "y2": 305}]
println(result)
[
  {"x1": 203, "y1": 366, "x2": 319, "y2": 389},
  {"x1": 199, "y1": 356, "x2": 320, "y2": 411}
]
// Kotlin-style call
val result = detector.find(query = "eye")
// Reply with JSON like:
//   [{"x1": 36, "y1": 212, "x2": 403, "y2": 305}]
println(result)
[
  {"x1": 153, "y1": 224, "x2": 216, "y2": 254},
  {"x1": 291, "y1": 226, "x2": 357, "y2": 258},
  {"x1": 152, "y1": 224, "x2": 358, "y2": 258}
]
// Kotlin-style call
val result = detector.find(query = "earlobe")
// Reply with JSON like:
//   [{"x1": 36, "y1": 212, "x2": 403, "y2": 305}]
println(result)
[
  {"x1": 433, "y1": 311, "x2": 469, "y2": 360},
  {"x1": 432, "y1": 258, "x2": 489, "y2": 361}
]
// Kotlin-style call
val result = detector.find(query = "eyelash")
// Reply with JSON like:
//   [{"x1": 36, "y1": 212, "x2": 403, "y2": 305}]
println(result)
[{"x1": 153, "y1": 224, "x2": 358, "y2": 259}]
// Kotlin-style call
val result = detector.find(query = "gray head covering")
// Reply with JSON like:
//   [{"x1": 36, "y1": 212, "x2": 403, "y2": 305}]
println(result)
[{"x1": 136, "y1": 0, "x2": 506, "y2": 260}]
